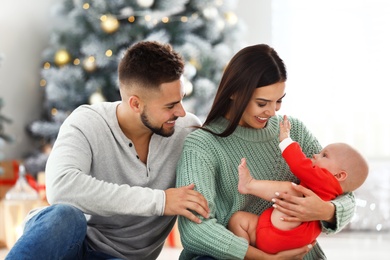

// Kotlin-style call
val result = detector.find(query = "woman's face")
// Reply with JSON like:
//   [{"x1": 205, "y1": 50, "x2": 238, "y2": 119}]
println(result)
[{"x1": 238, "y1": 82, "x2": 286, "y2": 129}]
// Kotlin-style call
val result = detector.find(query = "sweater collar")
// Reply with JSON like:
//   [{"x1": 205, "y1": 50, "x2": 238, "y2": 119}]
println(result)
[{"x1": 207, "y1": 116, "x2": 280, "y2": 142}]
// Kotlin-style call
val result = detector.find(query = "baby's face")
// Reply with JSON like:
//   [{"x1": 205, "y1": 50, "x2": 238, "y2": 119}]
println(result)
[{"x1": 311, "y1": 144, "x2": 343, "y2": 174}]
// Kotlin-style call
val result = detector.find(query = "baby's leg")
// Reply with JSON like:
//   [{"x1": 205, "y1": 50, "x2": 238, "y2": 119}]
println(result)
[
  {"x1": 238, "y1": 158, "x2": 276, "y2": 199},
  {"x1": 237, "y1": 158, "x2": 255, "y2": 195},
  {"x1": 228, "y1": 211, "x2": 258, "y2": 246},
  {"x1": 271, "y1": 208, "x2": 301, "y2": 231}
]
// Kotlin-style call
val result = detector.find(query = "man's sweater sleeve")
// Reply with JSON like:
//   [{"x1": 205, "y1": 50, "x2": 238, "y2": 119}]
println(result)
[{"x1": 45, "y1": 109, "x2": 165, "y2": 217}]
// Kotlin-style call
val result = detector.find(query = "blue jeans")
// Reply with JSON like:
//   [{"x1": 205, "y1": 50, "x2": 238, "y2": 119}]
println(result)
[{"x1": 5, "y1": 204, "x2": 121, "y2": 260}]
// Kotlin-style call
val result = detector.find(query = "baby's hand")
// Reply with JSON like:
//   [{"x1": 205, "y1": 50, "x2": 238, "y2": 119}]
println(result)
[{"x1": 279, "y1": 115, "x2": 291, "y2": 142}]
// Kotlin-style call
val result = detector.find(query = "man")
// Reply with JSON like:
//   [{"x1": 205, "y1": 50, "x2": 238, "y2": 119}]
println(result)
[{"x1": 6, "y1": 41, "x2": 209, "y2": 260}]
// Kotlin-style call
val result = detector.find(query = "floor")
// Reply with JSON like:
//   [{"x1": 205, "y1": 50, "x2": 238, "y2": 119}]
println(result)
[
  {"x1": 1, "y1": 231, "x2": 389, "y2": 259},
  {"x1": 156, "y1": 231, "x2": 390, "y2": 259},
  {"x1": 315, "y1": 231, "x2": 390, "y2": 259}
]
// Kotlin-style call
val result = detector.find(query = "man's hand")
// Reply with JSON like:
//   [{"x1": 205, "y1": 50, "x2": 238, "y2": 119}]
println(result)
[{"x1": 164, "y1": 183, "x2": 210, "y2": 223}]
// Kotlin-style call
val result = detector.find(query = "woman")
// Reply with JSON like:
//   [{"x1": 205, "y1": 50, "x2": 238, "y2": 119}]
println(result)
[{"x1": 176, "y1": 44, "x2": 355, "y2": 259}]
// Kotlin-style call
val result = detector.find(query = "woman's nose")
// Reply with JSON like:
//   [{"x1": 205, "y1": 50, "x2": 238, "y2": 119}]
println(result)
[
  {"x1": 266, "y1": 110, "x2": 276, "y2": 117},
  {"x1": 265, "y1": 104, "x2": 277, "y2": 116}
]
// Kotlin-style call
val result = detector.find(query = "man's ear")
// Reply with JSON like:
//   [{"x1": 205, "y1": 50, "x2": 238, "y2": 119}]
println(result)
[
  {"x1": 334, "y1": 171, "x2": 348, "y2": 181},
  {"x1": 128, "y1": 96, "x2": 141, "y2": 112}
]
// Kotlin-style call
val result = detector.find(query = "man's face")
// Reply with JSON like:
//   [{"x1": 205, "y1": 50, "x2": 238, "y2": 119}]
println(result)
[{"x1": 140, "y1": 80, "x2": 186, "y2": 137}]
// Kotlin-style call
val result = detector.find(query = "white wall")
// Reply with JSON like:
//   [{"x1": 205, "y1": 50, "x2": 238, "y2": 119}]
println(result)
[
  {"x1": 271, "y1": 0, "x2": 390, "y2": 160},
  {"x1": 0, "y1": 0, "x2": 57, "y2": 159},
  {"x1": 240, "y1": 0, "x2": 390, "y2": 160},
  {"x1": 235, "y1": 0, "x2": 272, "y2": 46}
]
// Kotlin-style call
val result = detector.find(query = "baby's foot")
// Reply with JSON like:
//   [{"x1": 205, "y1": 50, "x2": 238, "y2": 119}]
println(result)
[{"x1": 237, "y1": 158, "x2": 253, "y2": 194}]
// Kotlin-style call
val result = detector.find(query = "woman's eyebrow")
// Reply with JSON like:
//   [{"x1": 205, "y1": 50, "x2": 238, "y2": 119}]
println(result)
[{"x1": 255, "y1": 93, "x2": 286, "y2": 102}]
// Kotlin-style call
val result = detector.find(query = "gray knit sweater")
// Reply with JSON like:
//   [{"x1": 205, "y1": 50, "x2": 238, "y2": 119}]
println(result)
[
  {"x1": 176, "y1": 115, "x2": 355, "y2": 260},
  {"x1": 45, "y1": 101, "x2": 201, "y2": 259}
]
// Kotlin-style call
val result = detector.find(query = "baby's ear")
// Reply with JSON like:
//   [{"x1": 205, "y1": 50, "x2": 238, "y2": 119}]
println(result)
[{"x1": 334, "y1": 171, "x2": 348, "y2": 181}]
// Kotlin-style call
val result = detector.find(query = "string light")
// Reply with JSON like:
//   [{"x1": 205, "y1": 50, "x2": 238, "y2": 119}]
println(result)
[
  {"x1": 225, "y1": 11, "x2": 238, "y2": 25},
  {"x1": 89, "y1": 89, "x2": 106, "y2": 104},
  {"x1": 144, "y1": 15, "x2": 152, "y2": 22},
  {"x1": 73, "y1": 58, "x2": 81, "y2": 65},
  {"x1": 100, "y1": 15, "x2": 120, "y2": 33},
  {"x1": 39, "y1": 79, "x2": 46, "y2": 87},
  {"x1": 105, "y1": 50, "x2": 113, "y2": 57},
  {"x1": 51, "y1": 108, "x2": 58, "y2": 116},
  {"x1": 128, "y1": 16, "x2": 136, "y2": 23},
  {"x1": 162, "y1": 17, "x2": 169, "y2": 23},
  {"x1": 83, "y1": 56, "x2": 97, "y2": 72}
]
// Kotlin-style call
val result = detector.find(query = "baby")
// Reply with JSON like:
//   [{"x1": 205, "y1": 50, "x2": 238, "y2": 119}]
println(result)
[{"x1": 228, "y1": 115, "x2": 369, "y2": 254}]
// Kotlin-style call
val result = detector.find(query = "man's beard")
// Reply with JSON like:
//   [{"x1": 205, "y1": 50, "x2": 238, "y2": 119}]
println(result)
[{"x1": 140, "y1": 110, "x2": 176, "y2": 137}]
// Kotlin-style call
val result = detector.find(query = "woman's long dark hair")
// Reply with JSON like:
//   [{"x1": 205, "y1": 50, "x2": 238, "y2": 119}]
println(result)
[{"x1": 201, "y1": 44, "x2": 287, "y2": 137}]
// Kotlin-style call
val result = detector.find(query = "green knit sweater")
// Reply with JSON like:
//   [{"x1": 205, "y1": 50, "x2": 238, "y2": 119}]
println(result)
[{"x1": 176, "y1": 115, "x2": 355, "y2": 260}]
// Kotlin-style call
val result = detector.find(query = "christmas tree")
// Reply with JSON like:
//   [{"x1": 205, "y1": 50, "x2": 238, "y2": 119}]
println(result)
[
  {"x1": 1, "y1": 53, "x2": 14, "y2": 174},
  {"x1": 0, "y1": 98, "x2": 13, "y2": 175},
  {"x1": 25, "y1": 0, "x2": 246, "y2": 175}
]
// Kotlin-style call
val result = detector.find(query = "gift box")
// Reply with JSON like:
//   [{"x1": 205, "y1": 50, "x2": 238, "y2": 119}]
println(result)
[
  {"x1": 165, "y1": 220, "x2": 182, "y2": 248},
  {"x1": 2, "y1": 199, "x2": 44, "y2": 249},
  {"x1": 0, "y1": 160, "x2": 19, "y2": 200},
  {"x1": 0, "y1": 162, "x2": 48, "y2": 248},
  {"x1": 0, "y1": 160, "x2": 19, "y2": 248}
]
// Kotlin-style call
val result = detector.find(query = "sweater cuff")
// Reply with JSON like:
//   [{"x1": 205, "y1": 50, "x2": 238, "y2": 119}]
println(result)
[
  {"x1": 321, "y1": 192, "x2": 356, "y2": 234},
  {"x1": 279, "y1": 137, "x2": 294, "y2": 152},
  {"x1": 156, "y1": 189, "x2": 166, "y2": 216},
  {"x1": 228, "y1": 236, "x2": 249, "y2": 259}
]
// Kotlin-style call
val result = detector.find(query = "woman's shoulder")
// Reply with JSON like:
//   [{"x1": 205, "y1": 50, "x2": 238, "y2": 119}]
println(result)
[
  {"x1": 185, "y1": 127, "x2": 217, "y2": 143},
  {"x1": 284, "y1": 114, "x2": 305, "y2": 126}
]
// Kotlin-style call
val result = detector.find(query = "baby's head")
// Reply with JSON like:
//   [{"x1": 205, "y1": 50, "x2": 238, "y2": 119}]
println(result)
[{"x1": 312, "y1": 143, "x2": 369, "y2": 192}]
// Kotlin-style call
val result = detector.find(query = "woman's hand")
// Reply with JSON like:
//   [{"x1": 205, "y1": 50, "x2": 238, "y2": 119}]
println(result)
[
  {"x1": 272, "y1": 183, "x2": 336, "y2": 223},
  {"x1": 273, "y1": 243, "x2": 314, "y2": 260},
  {"x1": 244, "y1": 242, "x2": 315, "y2": 260}
]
